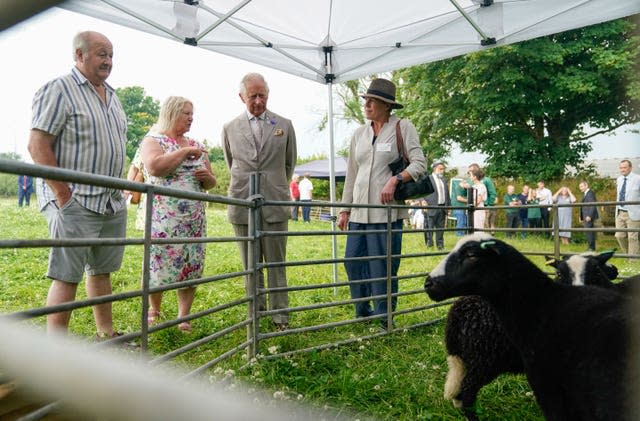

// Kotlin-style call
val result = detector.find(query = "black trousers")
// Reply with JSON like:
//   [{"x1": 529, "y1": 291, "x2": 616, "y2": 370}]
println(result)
[
  {"x1": 424, "y1": 208, "x2": 446, "y2": 249},
  {"x1": 505, "y1": 213, "x2": 521, "y2": 237},
  {"x1": 583, "y1": 219, "x2": 596, "y2": 250}
]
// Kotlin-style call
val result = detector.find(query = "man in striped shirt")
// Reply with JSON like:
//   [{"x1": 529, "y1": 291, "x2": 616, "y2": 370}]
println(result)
[{"x1": 28, "y1": 31, "x2": 128, "y2": 339}]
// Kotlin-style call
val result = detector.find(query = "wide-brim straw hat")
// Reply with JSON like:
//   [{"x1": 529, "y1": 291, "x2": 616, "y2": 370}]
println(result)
[{"x1": 360, "y1": 78, "x2": 403, "y2": 109}]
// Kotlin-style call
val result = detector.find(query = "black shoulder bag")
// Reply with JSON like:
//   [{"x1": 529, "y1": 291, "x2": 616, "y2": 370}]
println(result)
[{"x1": 388, "y1": 120, "x2": 434, "y2": 201}]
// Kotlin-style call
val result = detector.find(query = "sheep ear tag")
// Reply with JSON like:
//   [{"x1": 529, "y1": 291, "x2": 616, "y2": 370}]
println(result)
[{"x1": 479, "y1": 240, "x2": 498, "y2": 253}]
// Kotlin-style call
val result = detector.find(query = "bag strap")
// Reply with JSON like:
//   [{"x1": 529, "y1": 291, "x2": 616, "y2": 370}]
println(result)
[{"x1": 395, "y1": 120, "x2": 409, "y2": 162}]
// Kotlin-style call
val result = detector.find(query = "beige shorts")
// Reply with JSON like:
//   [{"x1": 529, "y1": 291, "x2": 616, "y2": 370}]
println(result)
[{"x1": 42, "y1": 198, "x2": 127, "y2": 283}]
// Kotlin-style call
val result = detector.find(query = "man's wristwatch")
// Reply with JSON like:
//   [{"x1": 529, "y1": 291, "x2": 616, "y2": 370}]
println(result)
[{"x1": 395, "y1": 174, "x2": 403, "y2": 184}]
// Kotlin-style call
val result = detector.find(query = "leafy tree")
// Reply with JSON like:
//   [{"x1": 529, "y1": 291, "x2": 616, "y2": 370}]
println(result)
[
  {"x1": 395, "y1": 18, "x2": 640, "y2": 179},
  {"x1": 208, "y1": 145, "x2": 226, "y2": 163},
  {"x1": 0, "y1": 152, "x2": 22, "y2": 161},
  {"x1": 318, "y1": 78, "x2": 375, "y2": 132},
  {"x1": 0, "y1": 152, "x2": 24, "y2": 196},
  {"x1": 115, "y1": 86, "x2": 160, "y2": 160}
]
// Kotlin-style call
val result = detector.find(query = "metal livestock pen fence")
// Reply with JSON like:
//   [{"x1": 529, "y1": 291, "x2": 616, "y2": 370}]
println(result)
[{"x1": 0, "y1": 158, "x2": 638, "y2": 419}]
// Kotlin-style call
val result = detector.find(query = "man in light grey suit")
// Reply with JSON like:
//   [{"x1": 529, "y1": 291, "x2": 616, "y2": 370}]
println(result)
[{"x1": 222, "y1": 73, "x2": 297, "y2": 330}]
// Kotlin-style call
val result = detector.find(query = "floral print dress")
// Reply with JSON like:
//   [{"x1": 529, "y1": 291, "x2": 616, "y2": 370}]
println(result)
[{"x1": 145, "y1": 133, "x2": 207, "y2": 287}]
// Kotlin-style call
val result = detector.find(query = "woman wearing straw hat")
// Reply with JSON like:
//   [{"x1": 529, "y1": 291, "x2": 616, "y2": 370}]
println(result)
[{"x1": 337, "y1": 78, "x2": 426, "y2": 329}]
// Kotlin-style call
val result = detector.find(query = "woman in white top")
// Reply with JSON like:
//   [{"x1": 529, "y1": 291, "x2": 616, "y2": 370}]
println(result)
[{"x1": 337, "y1": 78, "x2": 426, "y2": 326}]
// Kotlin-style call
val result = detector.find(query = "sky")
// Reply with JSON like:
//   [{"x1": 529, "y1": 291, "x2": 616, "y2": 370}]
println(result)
[{"x1": 1, "y1": 7, "x2": 638, "y2": 167}]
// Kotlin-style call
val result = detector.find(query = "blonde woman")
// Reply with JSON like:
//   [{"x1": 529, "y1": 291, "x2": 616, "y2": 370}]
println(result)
[{"x1": 141, "y1": 96, "x2": 216, "y2": 333}]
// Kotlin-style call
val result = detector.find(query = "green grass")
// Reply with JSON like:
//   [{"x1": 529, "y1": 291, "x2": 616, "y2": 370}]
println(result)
[{"x1": 1, "y1": 197, "x2": 637, "y2": 420}]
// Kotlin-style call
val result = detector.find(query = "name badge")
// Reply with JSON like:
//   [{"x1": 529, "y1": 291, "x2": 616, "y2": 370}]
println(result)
[{"x1": 376, "y1": 143, "x2": 392, "y2": 152}]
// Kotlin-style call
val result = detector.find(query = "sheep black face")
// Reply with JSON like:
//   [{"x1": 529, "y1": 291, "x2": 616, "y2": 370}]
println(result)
[
  {"x1": 425, "y1": 233, "x2": 505, "y2": 302},
  {"x1": 548, "y1": 250, "x2": 618, "y2": 287}
]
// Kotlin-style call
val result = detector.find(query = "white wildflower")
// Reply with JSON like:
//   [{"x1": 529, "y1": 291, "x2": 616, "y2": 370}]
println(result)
[{"x1": 268, "y1": 345, "x2": 279, "y2": 355}]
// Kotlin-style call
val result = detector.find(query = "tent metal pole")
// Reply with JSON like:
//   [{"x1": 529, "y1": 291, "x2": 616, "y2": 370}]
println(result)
[
  {"x1": 327, "y1": 82, "x2": 339, "y2": 294},
  {"x1": 448, "y1": 0, "x2": 492, "y2": 42}
]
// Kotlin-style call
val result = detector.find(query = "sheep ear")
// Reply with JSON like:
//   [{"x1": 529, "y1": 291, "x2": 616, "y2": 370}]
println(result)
[
  {"x1": 545, "y1": 257, "x2": 558, "y2": 268},
  {"x1": 596, "y1": 249, "x2": 616, "y2": 263}
]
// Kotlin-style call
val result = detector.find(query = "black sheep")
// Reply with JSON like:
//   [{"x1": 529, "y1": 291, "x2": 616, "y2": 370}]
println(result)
[
  {"x1": 441, "y1": 249, "x2": 622, "y2": 420},
  {"x1": 442, "y1": 295, "x2": 522, "y2": 420},
  {"x1": 425, "y1": 233, "x2": 638, "y2": 421}
]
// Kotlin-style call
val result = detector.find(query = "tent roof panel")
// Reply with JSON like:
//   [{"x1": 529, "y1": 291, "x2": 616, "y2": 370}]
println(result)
[{"x1": 59, "y1": 0, "x2": 640, "y2": 84}]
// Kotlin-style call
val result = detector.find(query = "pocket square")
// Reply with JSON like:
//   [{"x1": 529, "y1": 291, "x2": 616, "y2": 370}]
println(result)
[{"x1": 274, "y1": 128, "x2": 284, "y2": 136}]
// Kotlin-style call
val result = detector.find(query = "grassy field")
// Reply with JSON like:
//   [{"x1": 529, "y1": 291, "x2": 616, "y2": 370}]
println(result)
[{"x1": 1, "y1": 197, "x2": 636, "y2": 420}]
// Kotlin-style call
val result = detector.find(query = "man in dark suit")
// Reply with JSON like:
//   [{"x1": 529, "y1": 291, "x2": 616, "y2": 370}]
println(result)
[
  {"x1": 423, "y1": 162, "x2": 450, "y2": 250},
  {"x1": 222, "y1": 72, "x2": 297, "y2": 331},
  {"x1": 17, "y1": 174, "x2": 34, "y2": 207},
  {"x1": 579, "y1": 181, "x2": 599, "y2": 251}
]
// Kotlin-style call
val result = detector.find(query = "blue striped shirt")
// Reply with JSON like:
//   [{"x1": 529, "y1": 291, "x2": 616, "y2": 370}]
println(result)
[{"x1": 31, "y1": 67, "x2": 127, "y2": 214}]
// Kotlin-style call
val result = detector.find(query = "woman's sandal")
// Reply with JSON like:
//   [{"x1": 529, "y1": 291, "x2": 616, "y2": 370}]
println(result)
[
  {"x1": 178, "y1": 322, "x2": 192, "y2": 334},
  {"x1": 147, "y1": 310, "x2": 161, "y2": 325}
]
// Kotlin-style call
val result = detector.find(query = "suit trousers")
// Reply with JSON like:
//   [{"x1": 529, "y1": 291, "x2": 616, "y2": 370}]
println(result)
[
  {"x1": 540, "y1": 206, "x2": 551, "y2": 237},
  {"x1": 424, "y1": 208, "x2": 446, "y2": 249},
  {"x1": 583, "y1": 219, "x2": 596, "y2": 251},
  {"x1": 615, "y1": 211, "x2": 640, "y2": 256},
  {"x1": 232, "y1": 221, "x2": 289, "y2": 324},
  {"x1": 18, "y1": 187, "x2": 32, "y2": 206}
]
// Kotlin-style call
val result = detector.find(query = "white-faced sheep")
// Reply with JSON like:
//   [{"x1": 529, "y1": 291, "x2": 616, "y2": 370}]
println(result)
[
  {"x1": 425, "y1": 233, "x2": 638, "y2": 421},
  {"x1": 441, "y1": 249, "x2": 623, "y2": 420},
  {"x1": 550, "y1": 251, "x2": 639, "y2": 295}
]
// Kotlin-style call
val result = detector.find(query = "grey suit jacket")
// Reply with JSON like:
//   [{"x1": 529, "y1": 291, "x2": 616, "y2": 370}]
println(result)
[{"x1": 222, "y1": 110, "x2": 297, "y2": 224}]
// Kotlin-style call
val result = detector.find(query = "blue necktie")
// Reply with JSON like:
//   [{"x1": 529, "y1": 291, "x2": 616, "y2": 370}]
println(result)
[{"x1": 619, "y1": 177, "x2": 627, "y2": 202}]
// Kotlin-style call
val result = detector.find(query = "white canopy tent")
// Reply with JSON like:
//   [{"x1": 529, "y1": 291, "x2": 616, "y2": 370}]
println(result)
[{"x1": 58, "y1": 0, "x2": 640, "y2": 84}]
